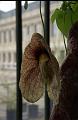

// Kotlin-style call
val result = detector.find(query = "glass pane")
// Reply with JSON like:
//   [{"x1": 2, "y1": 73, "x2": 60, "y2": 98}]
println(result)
[
  {"x1": 0, "y1": 1, "x2": 16, "y2": 120},
  {"x1": 22, "y1": 1, "x2": 44, "y2": 120},
  {"x1": 50, "y1": 1, "x2": 65, "y2": 64},
  {"x1": 0, "y1": 1, "x2": 66, "y2": 120}
]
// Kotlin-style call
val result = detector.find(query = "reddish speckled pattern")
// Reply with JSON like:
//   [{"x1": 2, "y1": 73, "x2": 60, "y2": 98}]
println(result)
[
  {"x1": 19, "y1": 33, "x2": 60, "y2": 103},
  {"x1": 50, "y1": 21, "x2": 78, "y2": 120}
]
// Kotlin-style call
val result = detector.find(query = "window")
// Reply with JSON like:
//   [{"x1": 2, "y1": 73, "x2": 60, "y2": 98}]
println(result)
[
  {"x1": 1, "y1": 31, "x2": 4, "y2": 43},
  {"x1": 4, "y1": 31, "x2": 6, "y2": 43},
  {"x1": 0, "y1": 53, "x2": 1, "y2": 61},
  {"x1": 0, "y1": 2, "x2": 16, "y2": 120},
  {"x1": 9, "y1": 30, "x2": 11, "y2": 42},
  {"x1": 3, "y1": 52, "x2": 6, "y2": 62},
  {"x1": 23, "y1": 103, "x2": 27, "y2": 112},
  {"x1": 6, "y1": 29, "x2": 10, "y2": 43},
  {"x1": 14, "y1": 52, "x2": 16, "y2": 63},
  {"x1": 0, "y1": 32, "x2": 1, "y2": 43},
  {"x1": 8, "y1": 52, "x2": 11, "y2": 62},
  {"x1": 0, "y1": 2, "x2": 63, "y2": 120},
  {"x1": 28, "y1": 105, "x2": 39, "y2": 119},
  {"x1": 10, "y1": 28, "x2": 15, "y2": 42}
]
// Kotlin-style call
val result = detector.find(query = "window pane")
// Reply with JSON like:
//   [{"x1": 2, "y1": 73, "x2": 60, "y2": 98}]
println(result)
[
  {"x1": 8, "y1": 52, "x2": 11, "y2": 62},
  {"x1": 1, "y1": 32, "x2": 4, "y2": 43},
  {"x1": 0, "y1": 1, "x2": 64, "y2": 120},
  {"x1": 4, "y1": 31, "x2": 6, "y2": 43},
  {"x1": 6, "y1": 30, "x2": 9, "y2": 42},
  {"x1": 0, "y1": 2, "x2": 16, "y2": 120},
  {"x1": 22, "y1": 2, "x2": 45, "y2": 120},
  {"x1": 0, "y1": 53, "x2": 1, "y2": 62},
  {"x1": 14, "y1": 52, "x2": 16, "y2": 63},
  {"x1": 0, "y1": 32, "x2": 1, "y2": 43},
  {"x1": 11, "y1": 28, "x2": 15, "y2": 42},
  {"x1": 3, "y1": 52, "x2": 6, "y2": 62}
]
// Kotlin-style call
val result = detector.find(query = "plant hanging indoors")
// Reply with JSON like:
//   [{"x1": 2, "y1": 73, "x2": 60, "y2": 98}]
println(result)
[{"x1": 19, "y1": 1, "x2": 78, "y2": 120}]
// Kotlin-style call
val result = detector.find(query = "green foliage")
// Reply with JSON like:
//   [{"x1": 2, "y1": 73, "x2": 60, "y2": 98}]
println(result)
[
  {"x1": 51, "y1": 9, "x2": 60, "y2": 23},
  {"x1": 51, "y1": 1, "x2": 78, "y2": 38}
]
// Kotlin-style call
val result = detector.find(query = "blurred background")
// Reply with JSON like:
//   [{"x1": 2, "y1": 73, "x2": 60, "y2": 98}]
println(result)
[{"x1": 0, "y1": 1, "x2": 65, "y2": 120}]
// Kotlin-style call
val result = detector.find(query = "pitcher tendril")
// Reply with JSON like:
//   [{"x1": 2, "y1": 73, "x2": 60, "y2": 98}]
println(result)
[
  {"x1": 40, "y1": 1, "x2": 45, "y2": 36},
  {"x1": 63, "y1": 34, "x2": 67, "y2": 55}
]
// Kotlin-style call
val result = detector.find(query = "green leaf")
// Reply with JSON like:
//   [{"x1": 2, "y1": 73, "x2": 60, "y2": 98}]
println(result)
[
  {"x1": 56, "y1": 9, "x2": 78, "y2": 38},
  {"x1": 51, "y1": 9, "x2": 61, "y2": 24},
  {"x1": 51, "y1": 2, "x2": 78, "y2": 38},
  {"x1": 56, "y1": 10, "x2": 68, "y2": 37}
]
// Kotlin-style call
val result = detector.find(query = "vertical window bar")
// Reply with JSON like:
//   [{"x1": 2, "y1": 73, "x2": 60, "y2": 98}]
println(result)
[
  {"x1": 16, "y1": 1, "x2": 22, "y2": 120},
  {"x1": 44, "y1": 1, "x2": 50, "y2": 120}
]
